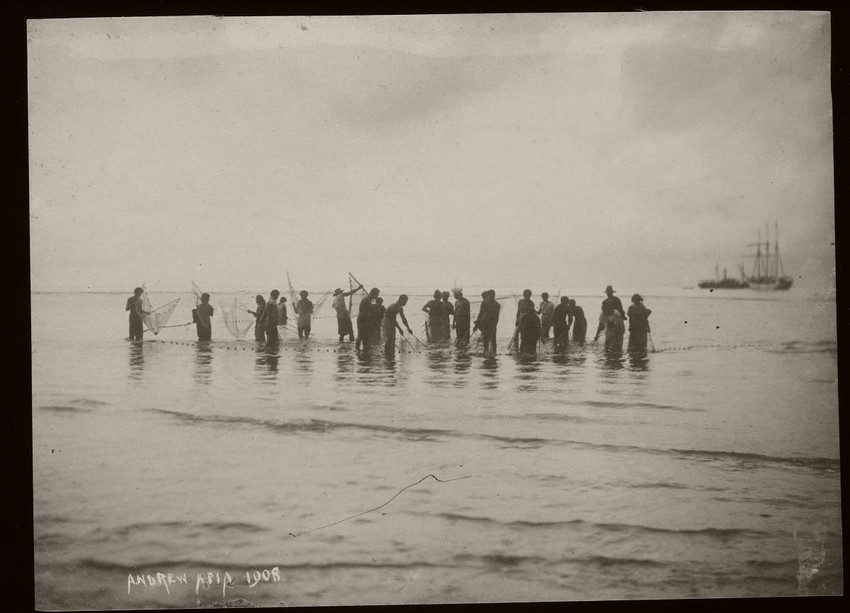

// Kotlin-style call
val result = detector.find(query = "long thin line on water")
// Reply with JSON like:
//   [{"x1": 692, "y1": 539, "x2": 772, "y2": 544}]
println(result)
[{"x1": 289, "y1": 473, "x2": 471, "y2": 538}]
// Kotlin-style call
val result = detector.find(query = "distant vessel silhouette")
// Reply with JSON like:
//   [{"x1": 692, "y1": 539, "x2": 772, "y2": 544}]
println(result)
[
  {"x1": 698, "y1": 264, "x2": 750, "y2": 290},
  {"x1": 745, "y1": 224, "x2": 794, "y2": 291}
]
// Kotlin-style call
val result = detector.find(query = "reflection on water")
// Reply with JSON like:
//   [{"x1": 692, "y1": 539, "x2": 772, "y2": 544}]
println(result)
[
  {"x1": 354, "y1": 347, "x2": 400, "y2": 387},
  {"x1": 254, "y1": 343, "x2": 279, "y2": 383},
  {"x1": 193, "y1": 342, "x2": 214, "y2": 385},
  {"x1": 334, "y1": 346, "x2": 356, "y2": 383},
  {"x1": 293, "y1": 346, "x2": 313, "y2": 379},
  {"x1": 479, "y1": 355, "x2": 499, "y2": 389},
  {"x1": 514, "y1": 355, "x2": 541, "y2": 392},
  {"x1": 127, "y1": 342, "x2": 144, "y2": 381},
  {"x1": 627, "y1": 351, "x2": 651, "y2": 372}
]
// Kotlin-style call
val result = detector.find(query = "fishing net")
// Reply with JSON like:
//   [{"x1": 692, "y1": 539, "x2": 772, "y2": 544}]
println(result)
[
  {"x1": 221, "y1": 297, "x2": 255, "y2": 339},
  {"x1": 312, "y1": 290, "x2": 333, "y2": 315},
  {"x1": 141, "y1": 288, "x2": 180, "y2": 335}
]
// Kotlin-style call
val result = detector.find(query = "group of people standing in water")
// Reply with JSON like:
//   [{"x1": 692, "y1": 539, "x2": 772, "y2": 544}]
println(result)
[{"x1": 127, "y1": 283, "x2": 652, "y2": 355}]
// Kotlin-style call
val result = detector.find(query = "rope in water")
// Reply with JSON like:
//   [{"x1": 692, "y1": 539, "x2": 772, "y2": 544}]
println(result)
[{"x1": 142, "y1": 338, "x2": 789, "y2": 356}]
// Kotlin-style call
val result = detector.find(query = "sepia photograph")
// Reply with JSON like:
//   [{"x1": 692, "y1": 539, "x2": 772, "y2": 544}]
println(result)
[{"x1": 28, "y1": 11, "x2": 840, "y2": 609}]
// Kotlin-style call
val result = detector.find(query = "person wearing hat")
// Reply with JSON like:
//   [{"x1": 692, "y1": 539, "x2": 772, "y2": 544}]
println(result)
[
  {"x1": 627, "y1": 294, "x2": 652, "y2": 353},
  {"x1": 332, "y1": 284, "x2": 362, "y2": 343},
  {"x1": 295, "y1": 290, "x2": 314, "y2": 339},
  {"x1": 593, "y1": 300, "x2": 624, "y2": 352},
  {"x1": 452, "y1": 288, "x2": 471, "y2": 345},
  {"x1": 602, "y1": 285, "x2": 627, "y2": 321}
]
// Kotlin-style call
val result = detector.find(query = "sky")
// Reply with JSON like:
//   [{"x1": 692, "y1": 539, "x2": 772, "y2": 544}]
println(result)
[{"x1": 27, "y1": 12, "x2": 835, "y2": 294}]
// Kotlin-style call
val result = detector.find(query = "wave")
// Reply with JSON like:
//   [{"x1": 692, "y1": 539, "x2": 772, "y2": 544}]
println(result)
[
  {"x1": 670, "y1": 448, "x2": 840, "y2": 471},
  {"x1": 38, "y1": 405, "x2": 92, "y2": 413},
  {"x1": 146, "y1": 409, "x2": 452, "y2": 442},
  {"x1": 71, "y1": 558, "x2": 447, "y2": 573},
  {"x1": 106, "y1": 521, "x2": 267, "y2": 538},
  {"x1": 582, "y1": 400, "x2": 704, "y2": 412},
  {"x1": 436, "y1": 513, "x2": 765, "y2": 539}
]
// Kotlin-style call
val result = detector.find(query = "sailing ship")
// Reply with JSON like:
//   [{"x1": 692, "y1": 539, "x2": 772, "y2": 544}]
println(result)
[
  {"x1": 745, "y1": 224, "x2": 794, "y2": 291},
  {"x1": 698, "y1": 264, "x2": 750, "y2": 289}
]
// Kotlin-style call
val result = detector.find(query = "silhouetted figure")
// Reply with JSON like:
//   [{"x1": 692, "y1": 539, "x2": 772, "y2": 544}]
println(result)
[
  {"x1": 125, "y1": 287, "x2": 148, "y2": 341},
  {"x1": 627, "y1": 294, "x2": 652, "y2": 353},
  {"x1": 356, "y1": 288, "x2": 380, "y2": 351}
]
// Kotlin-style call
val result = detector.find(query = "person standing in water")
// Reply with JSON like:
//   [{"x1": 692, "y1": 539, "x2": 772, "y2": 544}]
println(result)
[
  {"x1": 370, "y1": 296, "x2": 386, "y2": 345},
  {"x1": 382, "y1": 294, "x2": 413, "y2": 354},
  {"x1": 516, "y1": 289, "x2": 534, "y2": 326},
  {"x1": 125, "y1": 287, "x2": 149, "y2": 341},
  {"x1": 602, "y1": 285, "x2": 627, "y2": 321},
  {"x1": 594, "y1": 301, "x2": 624, "y2": 352},
  {"x1": 627, "y1": 294, "x2": 652, "y2": 352},
  {"x1": 441, "y1": 291, "x2": 455, "y2": 341},
  {"x1": 356, "y1": 288, "x2": 380, "y2": 351},
  {"x1": 422, "y1": 290, "x2": 447, "y2": 341},
  {"x1": 278, "y1": 296, "x2": 288, "y2": 328},
  {"x1": 475, "y1": 290, "x2": 501, "y2": 354},
  {"x1": 296, "y1": 290, "x2": 314, "y2": 339},
  {"x1": 552, "y1": 296, "x2": 571, "y2": 352},
  {"x1": 248, "y1": 294, "x2": 266, "y2": 341},
  {"x1": 452, "y1": 288, "x2": 471, "y2": 345},
  {"x1": 195, "y1": 292, "x2": 215, "y2": 341},
  {"x1": 260, "y1": 290, "x2": 280, "y2": 342},
  {"x1": 569, "y1": 299, "x2": 587, "y2": 345},
  {"x1": 519, "y1": 305, "x2": 541, "y2": 354},
  {"x1": 538, "y1": 292, "x2": 555, "y2": 340},
  {"x1": 332, "y1": 285, "x2": 361, "y2": 343}
]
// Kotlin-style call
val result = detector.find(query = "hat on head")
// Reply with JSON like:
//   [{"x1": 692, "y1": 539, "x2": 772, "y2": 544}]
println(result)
[
  {"x1": 333, "y1": 288, "x2": 342, "y2": 295},
  {"x1": 605, "y1": 285, "x2": 615, "y2": 293},
  {"x1": 631, "y1": 293, "x2": 643, "y2": 302},
  {"x1": 452, "y1": 287, "x2": 462, "y2": 295}
]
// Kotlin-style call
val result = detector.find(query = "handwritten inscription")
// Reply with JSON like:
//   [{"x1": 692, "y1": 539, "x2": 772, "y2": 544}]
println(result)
[{"x1": 127, "y1": 567, "x2": 281, "y2": 598}]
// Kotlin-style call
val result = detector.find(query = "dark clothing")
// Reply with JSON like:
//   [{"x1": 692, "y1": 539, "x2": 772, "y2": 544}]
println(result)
[
  {"x1": 516, "y1": 297, "x2": 535, "y2": 324},
  {"x1": 571, "y1": 306, "x2": 587, "y2": 345},
  {"x1": 369, "y1": 305, "x2": 386, "y2": 344},
  {"x1": 442, "y1": 300, "x2": 454, "y2": 340},
  {"x1": 337, "y1": 315, "x2": 354, "y2": 339},
  {"x1": 383, "y1": 302, "x2": 411, "y2": 353},
  {"x1": 602, "y1": 295, "x2": 627, "y2": 320},
  {"x1": 627, "y1": 303, "x2": 652, "y2": 352},
  {"x1": 260, "y1": 300, "x2": 279, "y2": 342},
  {"x1": 356, "y1": 296, "x2": 375, "y2": 350},
  {"x1": 252, "y1": 303, "x2": 266, "y2": 341},
  {"x1": 552, "y1": 303, "x2": 569, "y2": 327},
  {"x1": 126, "y1": 295, "x2": 145, "y2": 340},
  {"x1": 553, "y1": 325, "x2": 568, "y2": 352},
  {"x1": 424, "y1": 299, "x2": 448, "y2": 341},
  {"x1": 476, "y1": 299, "x2": 501, "y2": 353},
  {"x1": 279, "y1": 303, "x2": 288, "y2": 326},
  {"x1": 453, "y1": 297, "x2": 471, "y2": 344},
  {"x1": 519, "y1": 311, "x2": 541, "y2": 354},
  {"x1": 195, "y1": 303, "x2": 214, "y2": 341}
]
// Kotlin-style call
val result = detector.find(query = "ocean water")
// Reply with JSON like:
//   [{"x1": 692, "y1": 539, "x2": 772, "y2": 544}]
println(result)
[{"x1": 32, "y1": 289, "x2": 841, "y2": 608}]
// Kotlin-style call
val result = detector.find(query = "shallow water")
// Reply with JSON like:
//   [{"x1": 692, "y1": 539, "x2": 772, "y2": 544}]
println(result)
[{"x1": 32, "y1": 289, "x2": 841, "y2": 608}]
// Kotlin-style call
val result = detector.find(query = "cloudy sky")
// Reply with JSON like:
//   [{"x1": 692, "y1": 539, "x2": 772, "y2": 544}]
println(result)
[{"x1": 28, "y1": 12, "x2": 834, "y2": 293}]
